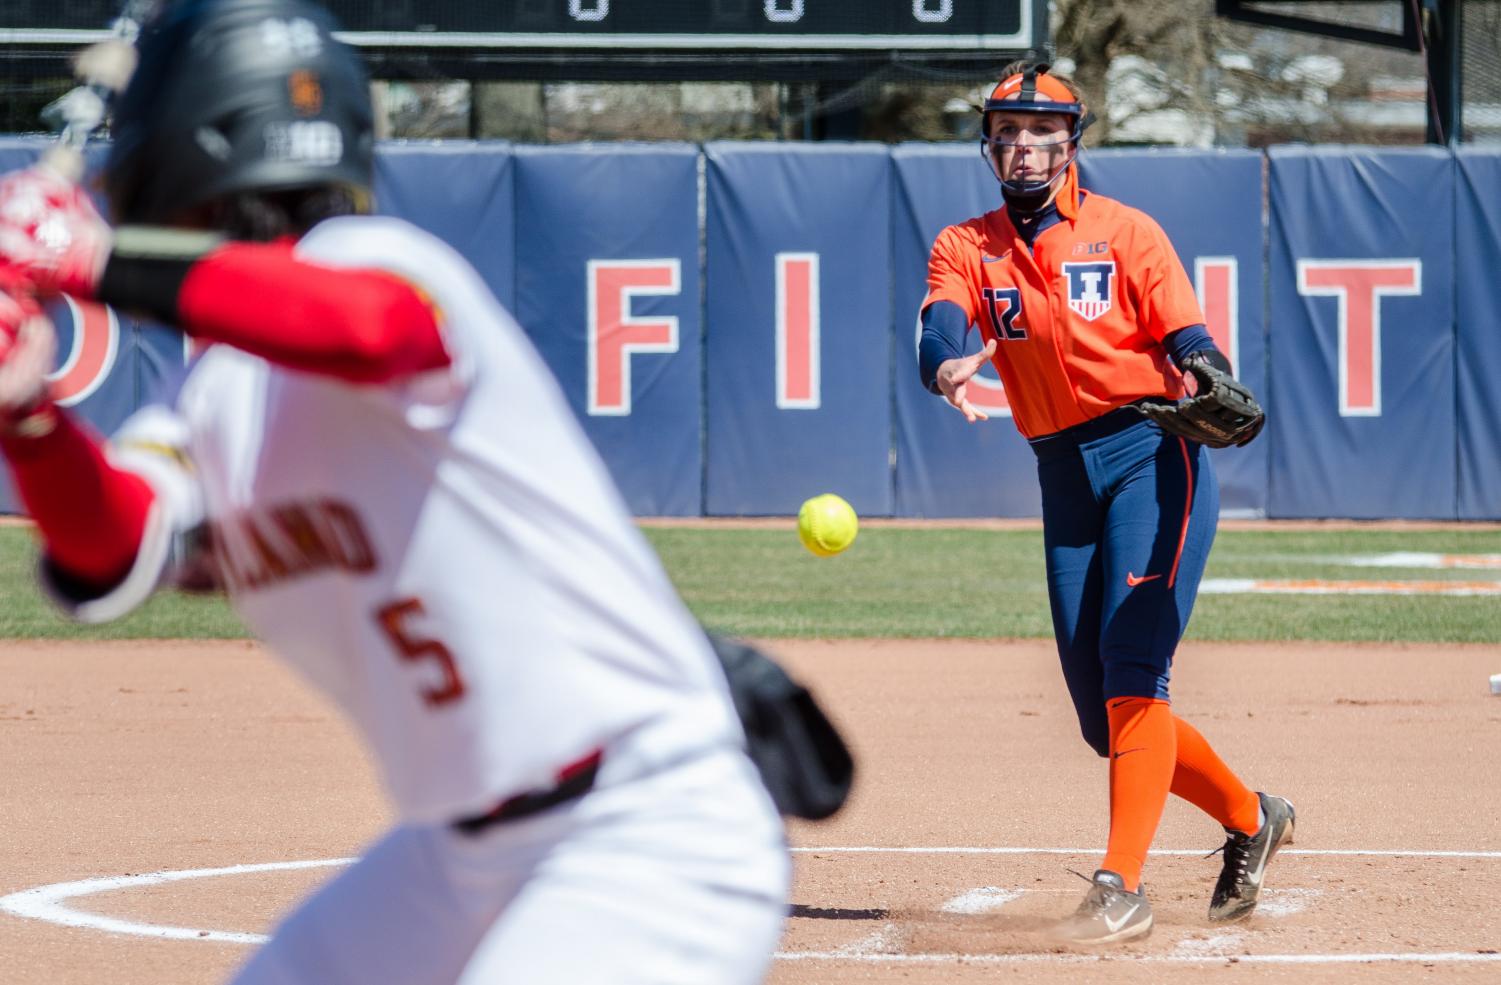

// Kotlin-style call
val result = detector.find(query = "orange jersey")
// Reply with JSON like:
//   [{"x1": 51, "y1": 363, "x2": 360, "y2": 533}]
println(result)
[{"x1": 922, "y1": 192, "x2": 1203, "y2": 439}]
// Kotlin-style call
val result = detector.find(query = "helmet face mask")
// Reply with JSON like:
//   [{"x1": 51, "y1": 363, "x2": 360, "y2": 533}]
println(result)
[
  {"x1": 982, "y1": 110, "x2": 1080, "y2": 194},
  {"x1": 104, "y1": 0, "x2": 374, "y2": 233},
  {"x1": 978, "y1": 64, "x2": 1092, "y2": 206}
]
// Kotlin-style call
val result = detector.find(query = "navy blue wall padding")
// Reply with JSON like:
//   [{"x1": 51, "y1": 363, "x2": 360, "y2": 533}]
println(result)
[
  {"x1": 374, "y1": 141, "x2": 516, "y2": 311},
  {"x1": 891, "y1": 145, "x2": 1044, "y2": 518},
  {"x1": 512, "y1": 145, "x2": 703, "y2": 516},
  {"x1": 704, "y1": 143, "x2": 893, "y2": 516},
  {"x1": 1455, "y1": 151, "x2": 1501, "y2": 519},
  {"x1": 1078, "y1": 149, "x2": 1268, "y2": 516},
  {"x1": 1266, "y1": 147, "x2": 1456, "y2": 519}
]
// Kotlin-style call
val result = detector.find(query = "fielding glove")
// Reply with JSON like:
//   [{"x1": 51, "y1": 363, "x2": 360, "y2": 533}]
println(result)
[{"x1": 1138, "y1": 353, "x2": 1266, "y2": 449}]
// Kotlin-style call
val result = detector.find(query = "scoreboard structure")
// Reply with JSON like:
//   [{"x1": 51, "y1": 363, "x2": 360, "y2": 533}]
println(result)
[
  {"x1": 1, "y1": 0, "x2": 1048, "y2": 80},
  {"x1": 325, "y1": 1, "x2": 1036, "y2": 50}
]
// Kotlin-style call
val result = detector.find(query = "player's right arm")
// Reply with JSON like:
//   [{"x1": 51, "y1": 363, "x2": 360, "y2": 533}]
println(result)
[
  {"x1": 0, "y1": 165, "x2": 450, "y2": 386},
  {"x1": 95, "y1": 238, "x2": 452, "y2": 384},
  {"x1": 918, "y1": 226, "x2": 995, "y2": 423}
]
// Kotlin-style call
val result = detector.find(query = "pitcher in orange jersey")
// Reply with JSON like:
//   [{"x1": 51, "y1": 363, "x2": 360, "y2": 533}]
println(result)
[{"x1": 917, "y1": 63, "x2": 1293, "y2": 945}]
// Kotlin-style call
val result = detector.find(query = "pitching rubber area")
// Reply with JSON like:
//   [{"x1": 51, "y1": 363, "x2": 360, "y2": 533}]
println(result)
[{"x1": 2, "y1": 638, "x2": 1498, "y2": 984}]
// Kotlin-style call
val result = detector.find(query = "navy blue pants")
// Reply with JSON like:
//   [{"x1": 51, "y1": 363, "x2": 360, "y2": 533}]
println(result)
[{"x1": 1031, "y1": 407, "x2": 1219, "y2": 758}]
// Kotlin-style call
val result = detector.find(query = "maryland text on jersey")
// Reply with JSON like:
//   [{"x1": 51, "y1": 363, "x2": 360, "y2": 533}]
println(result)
[{"x1": 208, "y1": 497, "x2": 377, "y2": 592}]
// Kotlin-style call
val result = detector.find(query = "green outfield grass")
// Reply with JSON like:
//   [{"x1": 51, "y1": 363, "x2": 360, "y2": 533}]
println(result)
[{"x1": 1, "y1": 525, "x2": 1498, "y2": 642}]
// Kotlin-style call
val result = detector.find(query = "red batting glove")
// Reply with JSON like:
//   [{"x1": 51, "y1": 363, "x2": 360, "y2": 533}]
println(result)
[{"x1": 0, "y1": 164, "x2": 112, "y2": 300}]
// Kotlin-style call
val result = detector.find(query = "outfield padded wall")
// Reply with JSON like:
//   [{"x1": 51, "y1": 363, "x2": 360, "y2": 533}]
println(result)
[
  {"x1": 513, "y1": 144, "x2": 703, "y2": 516},
  {"x1": 0, "y1": 138, "x2": 1496, "y2": 520},
  {"x1": 704, "y1": 143, "x2": 895, "y2": 517},
  {"x1": 1266, "y1": 147, "x2": 1456, "y2": 520},
  {"x1": 1455, "y1": 151, "x2": 1501, "y2": 521}
]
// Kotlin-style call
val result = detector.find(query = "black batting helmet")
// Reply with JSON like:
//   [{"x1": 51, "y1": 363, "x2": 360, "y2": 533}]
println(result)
[{"x1": 104, "y1": 0, "x2": 373, "y2": 225}]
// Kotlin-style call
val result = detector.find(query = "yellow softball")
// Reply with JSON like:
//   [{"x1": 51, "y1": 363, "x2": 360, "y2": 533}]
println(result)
[{"x1": 797, "y1": 494, "x2": 859, "y2": 557}]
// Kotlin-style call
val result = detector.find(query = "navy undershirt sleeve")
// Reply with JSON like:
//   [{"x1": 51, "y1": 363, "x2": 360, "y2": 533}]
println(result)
[
  {"x1": 918, "y1": 301, "x2": 971, "y2": 394},
  {"x1": 1162, "y1": 324, "x2": 1233, "y2": 373}
]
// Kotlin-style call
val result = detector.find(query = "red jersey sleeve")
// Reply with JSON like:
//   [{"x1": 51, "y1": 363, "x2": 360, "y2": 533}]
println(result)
[
  {"x1": 177, "y1": 242, "x2": 452, "y2": 384},
  {"x1": 922, "y1": 225, "x2": 981, "y2": 323},
  {"x1": 1122, "y1": 213, "x2": 1204, "y2": 342}
]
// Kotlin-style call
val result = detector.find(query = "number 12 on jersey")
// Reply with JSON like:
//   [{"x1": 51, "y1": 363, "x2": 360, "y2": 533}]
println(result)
[
  {"x1": 375, "y1": 596, "x2": 468, "y2": 707},
  {"x1": 982, "y1": 286, "x2": 1026, "y2": 340}
]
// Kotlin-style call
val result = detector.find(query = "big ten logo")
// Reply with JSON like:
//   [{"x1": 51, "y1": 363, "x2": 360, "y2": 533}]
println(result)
[
  {"x1": 44, "y1": 297, "x2": 121, "y2": 407},
  {"x1": 586, "y1": 259, "x2": 681, "y2": 416},
  {"x1": 1296, "y1": 259, "x2": 1421, "y2": 417}
]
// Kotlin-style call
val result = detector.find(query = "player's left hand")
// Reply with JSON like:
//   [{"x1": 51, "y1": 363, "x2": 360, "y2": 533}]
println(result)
[
  {"x1": 1138, "y1": 353, "x2": 1265, "y2": 448},
  {"x1": 935, "y1": 338, "x2": 998, "y2": 423},
  {"x1": 0, "y1": 164, "x2": 112, "y2": 300}
]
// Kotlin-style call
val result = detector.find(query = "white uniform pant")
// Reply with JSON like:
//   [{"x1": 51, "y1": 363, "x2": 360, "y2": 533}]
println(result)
[{"x1": 230, "y1": 747, "x2": 790, "y2": 985}]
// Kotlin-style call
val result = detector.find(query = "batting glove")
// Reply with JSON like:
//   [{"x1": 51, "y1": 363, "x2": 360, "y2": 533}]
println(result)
[{"x1": 0, "y1": 164, "x2": 112, "y2": 301}]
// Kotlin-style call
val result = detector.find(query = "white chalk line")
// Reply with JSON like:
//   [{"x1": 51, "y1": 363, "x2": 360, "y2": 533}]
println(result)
[
  {"x1": 0, "y1": 859, "x2": 353, "y2": 945},
  {"x1": 1339, "y1": 552, "x2": 1501, "y2": 570},
  {"x1": 2, "y1": 849, "x2": 1497, "y2": 966}
]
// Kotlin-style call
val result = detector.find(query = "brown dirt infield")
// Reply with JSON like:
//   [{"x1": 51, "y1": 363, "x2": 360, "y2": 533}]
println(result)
[{"x1": 2, "y1": 638, "x2": 1499, "y2": 984}]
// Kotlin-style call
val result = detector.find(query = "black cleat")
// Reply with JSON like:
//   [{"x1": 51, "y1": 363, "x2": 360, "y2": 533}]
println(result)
[{"x1": 1208, "y1": 791, "x2": 1297, "y2": 922}]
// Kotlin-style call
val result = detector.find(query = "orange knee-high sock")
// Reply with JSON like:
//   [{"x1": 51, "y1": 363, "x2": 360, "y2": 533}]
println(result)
[
  {"x1": 1169, "y1": 716, "x2": 1261, "y2": 835},
  {"x1": 1101, "y1": 697, "x2": 1177, "y2": 892}
]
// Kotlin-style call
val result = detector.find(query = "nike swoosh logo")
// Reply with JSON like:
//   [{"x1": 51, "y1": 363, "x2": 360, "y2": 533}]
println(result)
[
  {"x1": 1245, "y1": 828, "x2": 1276, "y2": 885},
  {"x1": 1103, "y1": 903, "x2": 1140, "y2": 933},
  {"x1": 981, "y1": 252, "x2": 1011, "y2": 263},
  {"x1": 1125, "y1": 572, "x2": 1161, "y2": 587},
  {"x1": 1112, "y1": 747, "x2": 1146, "y2": 760}
]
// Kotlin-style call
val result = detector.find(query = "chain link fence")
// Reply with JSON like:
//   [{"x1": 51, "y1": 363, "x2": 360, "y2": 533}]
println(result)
[{"x1": 1465, "y1": 0, "x2": 1501, "y2": 142}]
